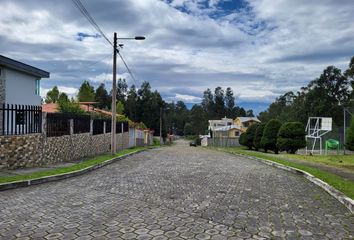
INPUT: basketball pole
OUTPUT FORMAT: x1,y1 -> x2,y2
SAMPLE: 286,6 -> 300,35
344,107 -> 346,155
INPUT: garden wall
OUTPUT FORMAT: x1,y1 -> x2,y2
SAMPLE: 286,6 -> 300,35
0,132 -> 129,169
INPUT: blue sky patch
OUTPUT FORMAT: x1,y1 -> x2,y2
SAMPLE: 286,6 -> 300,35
76,32 -> 101,41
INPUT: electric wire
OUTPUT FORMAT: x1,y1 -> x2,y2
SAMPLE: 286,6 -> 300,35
72,0 -> 140,86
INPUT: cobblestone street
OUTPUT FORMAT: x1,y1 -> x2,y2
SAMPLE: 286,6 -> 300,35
0,142 -> 353,239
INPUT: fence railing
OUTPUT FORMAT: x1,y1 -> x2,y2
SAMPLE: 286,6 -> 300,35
46,113 -> 128,137
0,107 -> 130,137
0,104 -> 42,135
46,113 -> 71,137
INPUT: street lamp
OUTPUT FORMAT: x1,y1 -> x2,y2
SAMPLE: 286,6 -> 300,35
111,32 -> 145,155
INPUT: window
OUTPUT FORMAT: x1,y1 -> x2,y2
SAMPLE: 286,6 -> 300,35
235,131 -> 240,137
35,79 -> 40,95
0,68 -> 2,76
243,122 -> 249,128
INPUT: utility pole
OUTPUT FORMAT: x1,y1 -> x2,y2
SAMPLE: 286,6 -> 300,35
111,32 -> 117,155
160,107 -> 162,144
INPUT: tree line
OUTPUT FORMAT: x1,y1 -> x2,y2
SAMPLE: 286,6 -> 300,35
45,81 -> 252,137
259,56 -> 354,126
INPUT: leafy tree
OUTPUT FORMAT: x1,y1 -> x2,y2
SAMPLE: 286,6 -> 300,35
214,86 -> 225,118
125,85 -> 138,121
277,122 -> 306,154
246,109 -> 254,117
202,88 -> 215,119
184,122 -> 193,136
261,119 -> 282,154
116,101 -> 125,115
175,101 -> 189,135
244,123 -> 259,150
190,105 -> 207,135
45,86 -> 59,103
239,132 -> 247,146
116,78 -> 128,102
78,81 -> 95,102
345,56 -> 354,101
253,123 -> 266,151
58,100 -> 84,114
346,118 -> 354,151
225,87 -> 235,117
58,92 -> 69,103
95,83 -> 110,109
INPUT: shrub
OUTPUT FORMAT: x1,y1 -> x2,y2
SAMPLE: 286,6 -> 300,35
346,118 -> 354,151
244,123 -> 259,149
239,132 -> 247,146
253,123 -> 266,151
277,122 -> 306,154
153,138 -> 161,146
261,119 -> 282,154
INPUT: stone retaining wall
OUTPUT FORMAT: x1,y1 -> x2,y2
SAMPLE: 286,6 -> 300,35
0,74 -> 5,134
0,132 -> 130,169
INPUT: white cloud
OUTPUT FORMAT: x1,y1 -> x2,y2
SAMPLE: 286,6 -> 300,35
1,0 -> 354,112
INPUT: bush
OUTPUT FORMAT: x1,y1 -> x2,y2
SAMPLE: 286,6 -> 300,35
239,132 -> 247,146
153,138 -> 161,146
253,123 -> 266,151
261,119 -> 282,154
244,123 -> 259,149
346,118 -> 354,151
277,122 -> 306,154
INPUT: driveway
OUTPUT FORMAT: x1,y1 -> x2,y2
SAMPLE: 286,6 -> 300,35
0,140 -> 353,239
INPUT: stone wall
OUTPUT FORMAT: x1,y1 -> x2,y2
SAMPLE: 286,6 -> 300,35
0,134 -> 43,169
0,132 -> 130,170
0,71 -> 5,135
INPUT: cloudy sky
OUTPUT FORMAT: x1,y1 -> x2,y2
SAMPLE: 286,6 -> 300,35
1,0 -> 354,114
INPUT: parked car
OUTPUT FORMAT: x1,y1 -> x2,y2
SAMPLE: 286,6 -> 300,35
189,141 -> 197,147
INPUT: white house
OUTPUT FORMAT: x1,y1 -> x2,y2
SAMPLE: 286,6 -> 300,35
0,55 -> 49,106
0,55 -> 49,135
208,117 -> 233,132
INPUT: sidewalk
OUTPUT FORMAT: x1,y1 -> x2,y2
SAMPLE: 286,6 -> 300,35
0,162 -> 76,178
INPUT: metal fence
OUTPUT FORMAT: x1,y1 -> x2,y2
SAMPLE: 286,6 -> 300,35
73,115 -> 91,134
0,104 -> 42,135
46,113 -> 128,137
46,113 -> 71,137
207,137 -> 240,147
93,119 -> 105,135
116,121 -> 129,133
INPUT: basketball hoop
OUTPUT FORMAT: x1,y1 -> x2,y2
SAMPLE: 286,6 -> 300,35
305,117 -> 332,155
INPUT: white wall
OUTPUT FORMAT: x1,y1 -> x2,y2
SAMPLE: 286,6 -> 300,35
5,68 -> 42,106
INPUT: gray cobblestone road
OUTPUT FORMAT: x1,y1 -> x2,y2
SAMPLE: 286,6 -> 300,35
0,143 -> 353,239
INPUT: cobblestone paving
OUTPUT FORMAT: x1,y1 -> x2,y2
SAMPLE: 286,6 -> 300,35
0,143 -> 353,239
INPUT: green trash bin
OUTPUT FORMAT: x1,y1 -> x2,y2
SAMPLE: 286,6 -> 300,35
325,139 -> 339,155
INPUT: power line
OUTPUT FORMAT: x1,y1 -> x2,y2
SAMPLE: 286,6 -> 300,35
72,0 -> 112,46
72,0 -> 140,86
117,50 -> 139,87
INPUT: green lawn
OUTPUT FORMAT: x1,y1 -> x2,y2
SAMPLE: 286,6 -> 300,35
0,146 -> 151,184
214,147 -> 354,199
278,153 -> 354,171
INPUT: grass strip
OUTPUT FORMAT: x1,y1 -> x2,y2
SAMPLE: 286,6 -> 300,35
0,146 -> 151,184
213,147 -> 354,199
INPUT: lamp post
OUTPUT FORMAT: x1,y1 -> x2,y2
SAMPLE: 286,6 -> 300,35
111,33 -> 145,155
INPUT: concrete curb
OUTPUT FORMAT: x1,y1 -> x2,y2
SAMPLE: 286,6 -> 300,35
232,151 -> 354,214
0,148 -> 152,192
